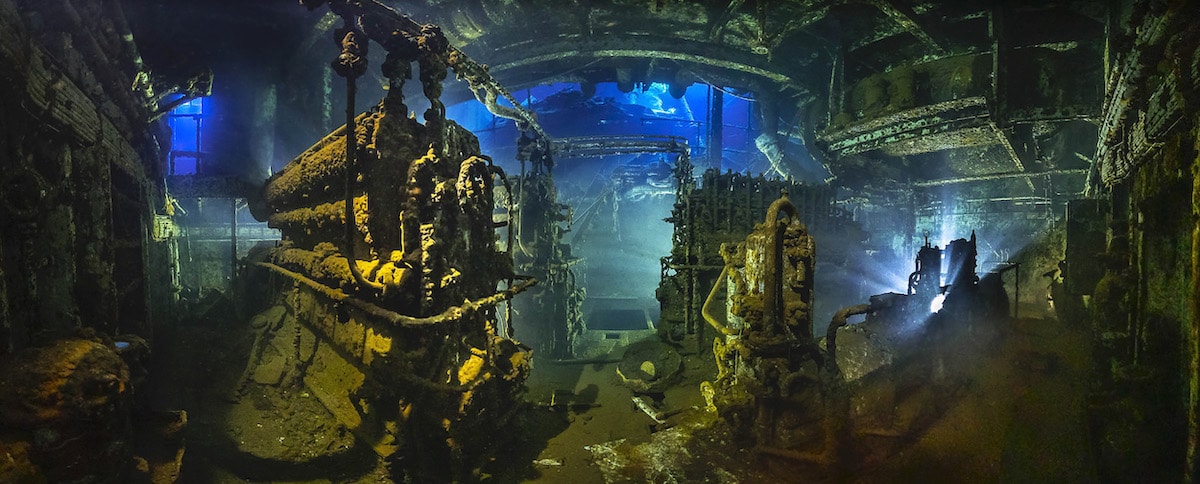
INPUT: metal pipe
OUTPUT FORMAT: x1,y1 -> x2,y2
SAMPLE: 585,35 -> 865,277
763,193 -> 799,335
491,164 -> 517,338
256,262 -> 537,327
913,169 -> 1088,187
701,265 -> 739,336
320,0 -> 547,140
826,304 -> 871,374
340,44 -> 384,292
230,198 -> 238,289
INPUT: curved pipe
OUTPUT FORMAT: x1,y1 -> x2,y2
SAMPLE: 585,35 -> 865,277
755,91 -> 793,179
825,304 -> 871,374
763,193 -> 799,335
256,262 -> 537,328
342,70 -> 385,291
702,265 -> 739,336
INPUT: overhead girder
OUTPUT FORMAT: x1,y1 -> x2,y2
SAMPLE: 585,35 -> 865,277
449,33 -> 816,95
392,0 -> 1107,197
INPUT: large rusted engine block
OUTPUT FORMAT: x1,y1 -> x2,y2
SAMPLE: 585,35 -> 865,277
251,95 -> 531,479
704,192 -> 844,469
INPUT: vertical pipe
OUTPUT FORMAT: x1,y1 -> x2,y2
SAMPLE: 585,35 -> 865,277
195,111 -> 204,173
342,69 -> 383,291
763,194 -> 798,337
690,176 -> 703,346
322,64 -> 334,132
230,197 -> 238,289
0,237 -> 9,355
251,84 -> 278,179
726,175 -> 734,233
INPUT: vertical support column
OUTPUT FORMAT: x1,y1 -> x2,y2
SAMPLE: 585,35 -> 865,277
828,46 -> 844,127
251,84 -> 277,178
1014,263 -> 1020,320
322,63 -> 334,132
709,86 -> 724,172
989,2 -> 1009,126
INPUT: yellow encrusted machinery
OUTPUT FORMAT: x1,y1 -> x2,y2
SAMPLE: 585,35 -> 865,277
247,1 -> 537,479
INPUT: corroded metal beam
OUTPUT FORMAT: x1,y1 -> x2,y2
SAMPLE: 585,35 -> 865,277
166,175 -> 256,199
989,120 -> 1035,191
912,169 -> 1087,187
551,135 -> 690,159
819,97 -> 991,156
487,43 -> 802,88
867,0 -> 946,55
256,261 -> 537,328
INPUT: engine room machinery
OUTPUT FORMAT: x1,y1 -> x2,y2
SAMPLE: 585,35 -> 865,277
246,2 -> 538,480
701,193 -> 1013,475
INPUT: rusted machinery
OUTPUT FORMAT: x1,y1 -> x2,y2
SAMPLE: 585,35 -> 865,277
659,162 -> 854,349
700,194 -> 1014,474
0,336 -> 185,483
508,134 -> 583,359
702,192 -> 845,469
248,4 -> 534,480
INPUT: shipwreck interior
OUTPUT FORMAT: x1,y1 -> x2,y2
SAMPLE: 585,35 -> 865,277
1,0 -> 1199,482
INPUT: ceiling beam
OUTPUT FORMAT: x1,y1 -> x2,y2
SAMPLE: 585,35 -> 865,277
707,0 -> 746,41
866,0 -> 946,55
989,121 -> 1035,191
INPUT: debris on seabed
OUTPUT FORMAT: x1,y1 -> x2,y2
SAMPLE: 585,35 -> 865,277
632,395 -> 667,424
533,458 -> 563,467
